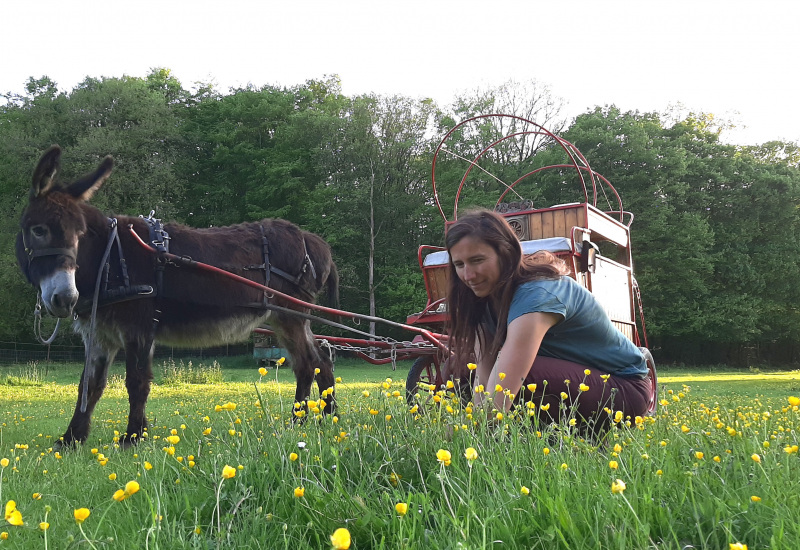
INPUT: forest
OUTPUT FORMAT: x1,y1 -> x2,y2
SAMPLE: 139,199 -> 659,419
2,69 -> 799,365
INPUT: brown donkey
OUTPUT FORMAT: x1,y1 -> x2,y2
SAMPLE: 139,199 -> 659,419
16,146 -> 338,448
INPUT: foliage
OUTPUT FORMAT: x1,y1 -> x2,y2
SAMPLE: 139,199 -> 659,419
2,72 -> 800,363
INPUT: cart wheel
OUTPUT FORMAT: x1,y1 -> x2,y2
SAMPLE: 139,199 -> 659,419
406,356 -> 433,404
639,347 -> 658,416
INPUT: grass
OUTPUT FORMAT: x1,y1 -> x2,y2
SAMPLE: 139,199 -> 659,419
1,357 -> 799,549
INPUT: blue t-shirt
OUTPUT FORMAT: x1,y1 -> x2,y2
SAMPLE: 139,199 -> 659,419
508,277 -> 647,378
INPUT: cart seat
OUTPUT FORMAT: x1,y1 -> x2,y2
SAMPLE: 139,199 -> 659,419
422,237 -> 576,266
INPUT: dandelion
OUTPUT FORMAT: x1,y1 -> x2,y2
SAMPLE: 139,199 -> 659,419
520,486 -> 530,495
293,487 -> 305,498
436,449 -> 452,467
330,527 -> 351,549
222,465 -> 236,479
751,454 -> 761,464
611,479 -> 626,494
464,447 -> 478,462
395,502 -> 408,516
73,508 -> 90,524
4,501 -> 23,526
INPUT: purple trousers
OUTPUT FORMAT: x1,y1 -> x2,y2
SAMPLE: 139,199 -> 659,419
516,356 -> 655,429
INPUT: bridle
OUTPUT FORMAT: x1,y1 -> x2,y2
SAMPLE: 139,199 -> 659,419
23,234 -> 79,345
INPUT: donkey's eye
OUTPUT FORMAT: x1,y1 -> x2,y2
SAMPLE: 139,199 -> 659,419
31,225 -> 48,238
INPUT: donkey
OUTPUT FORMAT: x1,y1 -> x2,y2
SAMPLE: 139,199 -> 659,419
16,146 -> 339,448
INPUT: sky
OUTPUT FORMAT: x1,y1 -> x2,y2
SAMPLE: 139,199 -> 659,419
3,0 -> 798,146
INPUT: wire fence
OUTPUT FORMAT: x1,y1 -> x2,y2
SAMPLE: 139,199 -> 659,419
0,341 -> 253,365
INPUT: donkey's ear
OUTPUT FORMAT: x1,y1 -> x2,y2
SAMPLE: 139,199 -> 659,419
31,145 -> 62,198
67,155 -> 114,201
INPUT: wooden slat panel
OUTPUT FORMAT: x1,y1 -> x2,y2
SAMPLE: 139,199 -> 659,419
564,207 -> 579,233
426,266 -> 449,303
530,213 -> 543,239
541,211 -> 554,238
553,209 -> 566,238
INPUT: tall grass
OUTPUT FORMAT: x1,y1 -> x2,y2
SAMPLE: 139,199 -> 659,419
0,366 -> 798,549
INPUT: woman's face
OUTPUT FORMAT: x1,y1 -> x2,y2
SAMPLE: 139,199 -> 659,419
449,235 -> 502,298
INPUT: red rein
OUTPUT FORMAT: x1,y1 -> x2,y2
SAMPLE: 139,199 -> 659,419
126,225 -> 447,352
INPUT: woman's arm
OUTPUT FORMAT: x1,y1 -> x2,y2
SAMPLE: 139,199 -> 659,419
484,312 -> 560,412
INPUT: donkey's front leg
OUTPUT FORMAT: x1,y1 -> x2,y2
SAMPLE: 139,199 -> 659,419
58,342 -> 118,449
122,338 -> 155,448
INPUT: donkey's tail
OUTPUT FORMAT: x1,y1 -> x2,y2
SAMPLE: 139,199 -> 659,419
326,261 -> 340,310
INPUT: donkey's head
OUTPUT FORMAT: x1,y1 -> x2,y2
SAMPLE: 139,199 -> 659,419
16,146 -> 114,318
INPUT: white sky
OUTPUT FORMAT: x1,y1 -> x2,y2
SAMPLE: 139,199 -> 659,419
3,0 -> 798,145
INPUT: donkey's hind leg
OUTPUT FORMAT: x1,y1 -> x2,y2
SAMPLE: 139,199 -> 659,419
275,314 -> 336,416
122,337 -> 155,448
58,341 -> 118,449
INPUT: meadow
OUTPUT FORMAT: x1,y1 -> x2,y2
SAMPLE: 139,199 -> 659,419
1,357 -> 799,549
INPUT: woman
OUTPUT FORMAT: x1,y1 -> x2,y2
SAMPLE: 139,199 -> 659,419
446,209 -> 653,429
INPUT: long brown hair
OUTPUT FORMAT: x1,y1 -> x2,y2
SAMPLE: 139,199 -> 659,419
445,209 -> 568,369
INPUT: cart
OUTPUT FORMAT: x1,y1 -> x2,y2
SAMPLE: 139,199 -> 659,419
402,114 -> 654,409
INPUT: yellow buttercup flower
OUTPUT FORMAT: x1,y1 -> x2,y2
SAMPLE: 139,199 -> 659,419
520,486 -> 530,495
276,357 -> 286,366
73,508 -> 90,524
695,452 -> 704,460
395,502 -> 408,516
436,449 -> 452,466
729,544 -> 748,550
166,435 -> 180,445
609,460 -> 618,470
464,447 -> 478,461
294,487 -> 305,498
0,458 -> 8,468
579,383 -> 589,392
611,479 -> 626,494
258,367 -> 267,376
467,362 -> 477,371
289,452 -> 299,462
112,489 -> 127,502
751,454 -> 761,464
222,465 -> 236,479
498,372 -> 506,381
125,481 -> 140,496
750,495 -> 761,502
330,527 -> 351,549
4,501 -> 23,526
39,522 -> 49,531
788,396 -> 800,407
108,473 -> 117,481
144,462 -> 153,470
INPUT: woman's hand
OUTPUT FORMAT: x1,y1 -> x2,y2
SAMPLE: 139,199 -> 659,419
487,312 -> 559,411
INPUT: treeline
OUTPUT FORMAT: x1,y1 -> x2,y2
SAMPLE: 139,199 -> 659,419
2,70 -> 799,365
